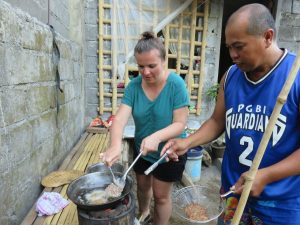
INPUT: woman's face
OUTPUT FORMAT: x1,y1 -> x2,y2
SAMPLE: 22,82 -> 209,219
135,49 -> 165,84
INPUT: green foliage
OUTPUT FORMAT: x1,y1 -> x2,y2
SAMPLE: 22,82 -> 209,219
206,83 -> 220,100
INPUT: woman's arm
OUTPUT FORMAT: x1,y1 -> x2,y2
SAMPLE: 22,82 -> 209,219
101,104 -> 132,166
141,106 -> 189,154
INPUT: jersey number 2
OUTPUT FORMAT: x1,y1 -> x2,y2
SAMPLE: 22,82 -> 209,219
239,136 -> 253,167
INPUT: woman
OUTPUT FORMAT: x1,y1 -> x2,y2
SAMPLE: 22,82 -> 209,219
101,31 -> 189,225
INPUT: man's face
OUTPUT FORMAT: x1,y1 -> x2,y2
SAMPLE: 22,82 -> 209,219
225,22 -> 265,73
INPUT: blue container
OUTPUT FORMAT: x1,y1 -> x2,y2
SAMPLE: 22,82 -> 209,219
185,146 -> 203,182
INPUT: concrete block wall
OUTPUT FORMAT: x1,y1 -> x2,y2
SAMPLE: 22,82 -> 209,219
0,1 -> 85,224
193,0 -> 224,123
277,0 -> 300,52
84,0 -> 102,122
5,0 -> 70,38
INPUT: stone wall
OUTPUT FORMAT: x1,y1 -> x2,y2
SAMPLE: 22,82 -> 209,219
84,0 -> 101,122
0,1 -> 85,224
277,0 -> 300,52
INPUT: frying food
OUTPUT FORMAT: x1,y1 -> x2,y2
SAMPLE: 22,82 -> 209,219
184,203 -> 209,221
105,183 -> 123,198
84,189 -> 108,205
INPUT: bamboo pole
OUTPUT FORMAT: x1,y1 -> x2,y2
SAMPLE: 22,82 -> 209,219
124,1 -> 130,86
164,0 -> 171,70
111,0 -> 118,115
98,0 -> 104,114
231,48 -> 300,225
176,10 -> 183,74
187,0 -> 197,96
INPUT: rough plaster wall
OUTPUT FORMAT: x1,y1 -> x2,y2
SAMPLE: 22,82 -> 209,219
4,0 -> 70,37
0,1 -> 85,224
277,0 -> 300,52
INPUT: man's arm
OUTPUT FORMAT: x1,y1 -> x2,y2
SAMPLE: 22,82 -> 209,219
161,75 -> 227,158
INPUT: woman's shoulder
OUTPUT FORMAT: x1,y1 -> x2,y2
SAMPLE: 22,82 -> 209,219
129,75 -> 142,84
167,72 -> 185,86
126,76 -> 142,88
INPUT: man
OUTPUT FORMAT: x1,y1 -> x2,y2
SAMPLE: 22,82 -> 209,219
160,3 -> 300,225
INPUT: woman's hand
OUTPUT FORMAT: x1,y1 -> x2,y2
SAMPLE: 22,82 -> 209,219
140,134 -> 161,155
100,146 -> 121,167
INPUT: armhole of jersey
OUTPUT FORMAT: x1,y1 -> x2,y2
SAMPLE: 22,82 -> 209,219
223,65 -> 234,92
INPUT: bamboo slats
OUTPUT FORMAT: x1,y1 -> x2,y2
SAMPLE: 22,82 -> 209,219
20,131 -> 131,225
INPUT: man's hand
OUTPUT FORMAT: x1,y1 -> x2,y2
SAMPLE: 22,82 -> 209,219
160,138 -> 189,161
234,169 -> 269,197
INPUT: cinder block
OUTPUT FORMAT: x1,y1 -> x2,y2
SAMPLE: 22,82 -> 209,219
86,72 -> 99,88
0,46 -> 6,87
281,0 -> 293,12
86,56 -> 98,73
278,26 -> 295,42
0,1 -> 52,52
55,35 -> 72,59
86,103 -> 99,119
86,40 -> 98,57
26,85 -> 56,116
2,46 -> 53,85
58,58 -> 74,80
86,87 -> 100,104
85,0 -> 98,9
85,24 -> 98,41
71,44 -> 81,62
85,8 -> 98,24
1,87 -> 27,126
293,1 -> 300,14
30,111 -> 57,148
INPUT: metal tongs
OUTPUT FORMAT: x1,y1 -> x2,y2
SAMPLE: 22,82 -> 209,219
144,152 -> 168,175
110,151 -> 143,188
220,186 -> 235,198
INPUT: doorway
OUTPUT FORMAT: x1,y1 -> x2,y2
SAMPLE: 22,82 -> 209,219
218,0 -> 277,82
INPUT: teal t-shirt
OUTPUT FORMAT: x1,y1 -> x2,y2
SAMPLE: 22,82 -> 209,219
122,72 -> 189,163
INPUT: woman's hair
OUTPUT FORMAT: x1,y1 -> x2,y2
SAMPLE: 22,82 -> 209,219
134,31 -> 166,61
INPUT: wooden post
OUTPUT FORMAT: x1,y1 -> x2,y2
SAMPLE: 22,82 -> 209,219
196,0 -> 209,115
231,48 -> 300,225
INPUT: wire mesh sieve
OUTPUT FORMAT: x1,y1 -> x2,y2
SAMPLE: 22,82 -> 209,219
173,185 -> 224,224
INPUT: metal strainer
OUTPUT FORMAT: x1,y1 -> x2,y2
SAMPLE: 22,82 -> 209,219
173,185 -> 224,224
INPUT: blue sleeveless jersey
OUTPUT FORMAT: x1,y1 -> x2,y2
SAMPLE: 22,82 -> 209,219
223,49 -> 300,200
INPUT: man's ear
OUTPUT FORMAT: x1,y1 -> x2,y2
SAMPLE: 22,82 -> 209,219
264,28 -> 275,48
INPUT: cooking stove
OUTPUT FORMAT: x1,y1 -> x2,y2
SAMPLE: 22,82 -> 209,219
77,192 -> 135,225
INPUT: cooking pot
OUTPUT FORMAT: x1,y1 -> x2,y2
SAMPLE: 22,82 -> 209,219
86,162 -> 124,174
67,171 -> 133,210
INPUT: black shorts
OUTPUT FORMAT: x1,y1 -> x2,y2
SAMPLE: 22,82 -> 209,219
133,152 -> 187,182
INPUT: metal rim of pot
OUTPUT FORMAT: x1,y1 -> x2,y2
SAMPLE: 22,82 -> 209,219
67,171 -> 133,210
86,162 -> 124,174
